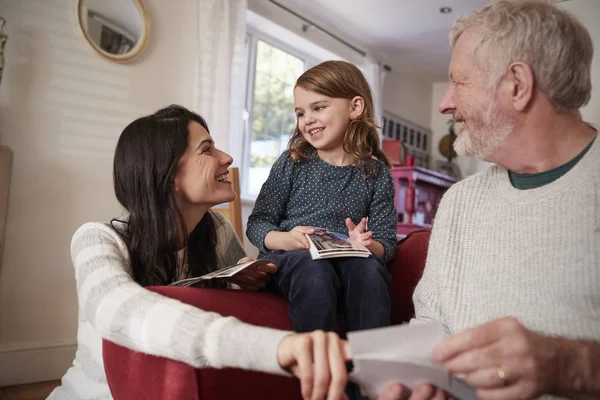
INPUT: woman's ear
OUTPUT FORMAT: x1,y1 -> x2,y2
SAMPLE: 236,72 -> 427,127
349,96 -> 365,120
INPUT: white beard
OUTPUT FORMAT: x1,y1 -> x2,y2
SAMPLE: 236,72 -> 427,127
453,99 -> 515,160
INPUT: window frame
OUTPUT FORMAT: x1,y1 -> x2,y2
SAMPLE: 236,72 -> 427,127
240,28 -> 319,200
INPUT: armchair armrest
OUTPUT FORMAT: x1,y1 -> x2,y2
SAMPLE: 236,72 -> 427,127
102,229 -> 431,399
388,228 -> 431,324
103,287 -> 301,400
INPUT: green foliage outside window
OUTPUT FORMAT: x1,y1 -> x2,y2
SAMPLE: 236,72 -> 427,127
250,40 -> 303,159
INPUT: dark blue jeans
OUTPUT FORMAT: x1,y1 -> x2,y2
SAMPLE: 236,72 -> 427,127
266,249 -> 391,333
266,250 -> 391,400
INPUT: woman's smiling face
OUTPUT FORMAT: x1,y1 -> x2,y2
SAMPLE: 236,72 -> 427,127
173,121 -> 235,209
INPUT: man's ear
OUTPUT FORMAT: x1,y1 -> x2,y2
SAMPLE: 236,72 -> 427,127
505,61 -> 534,112
349,96 -> 365,119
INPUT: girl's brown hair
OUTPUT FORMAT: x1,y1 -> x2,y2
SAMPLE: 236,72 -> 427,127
288,60 -> 391,178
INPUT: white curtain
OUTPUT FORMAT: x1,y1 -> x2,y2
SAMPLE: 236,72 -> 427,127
362,57 -> 387,144
194,0 -> 247,160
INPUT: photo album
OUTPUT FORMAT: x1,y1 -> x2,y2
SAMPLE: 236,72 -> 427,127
305,227 -> 371,260
348,321 -> 478,400
168,259 -> 272,287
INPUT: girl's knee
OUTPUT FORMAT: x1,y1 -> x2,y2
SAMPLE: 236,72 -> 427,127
344,259 -> 390,283
299,261 -> 337,279
291,262 -> 339,290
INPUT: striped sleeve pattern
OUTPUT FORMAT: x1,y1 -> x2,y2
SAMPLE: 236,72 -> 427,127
50,221 -> 291,399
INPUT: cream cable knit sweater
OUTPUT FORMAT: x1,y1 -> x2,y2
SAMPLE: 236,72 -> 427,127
413,134 -> 600,398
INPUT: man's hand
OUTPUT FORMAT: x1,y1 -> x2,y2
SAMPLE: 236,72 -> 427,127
277,331 -> 351,400
434,317 -> 561,400
226,257 -> 277,290
377,317 -> 600,400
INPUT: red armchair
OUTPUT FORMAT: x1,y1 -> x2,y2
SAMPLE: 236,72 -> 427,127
103,229 -> 431,400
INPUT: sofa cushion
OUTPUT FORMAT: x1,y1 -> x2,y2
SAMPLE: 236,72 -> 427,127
103,228 -> 431,399
103,288 -> 301,400
389,228 -> 431,324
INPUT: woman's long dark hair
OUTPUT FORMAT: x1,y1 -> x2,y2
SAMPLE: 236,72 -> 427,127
111,105 -> 224,288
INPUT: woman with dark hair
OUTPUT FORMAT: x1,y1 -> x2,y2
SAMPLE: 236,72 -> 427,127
49,105 -> 351,400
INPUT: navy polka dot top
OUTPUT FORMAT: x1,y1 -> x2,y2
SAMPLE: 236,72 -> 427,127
247,151 -> 398,263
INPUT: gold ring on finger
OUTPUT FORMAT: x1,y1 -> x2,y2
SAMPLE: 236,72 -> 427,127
497,366 -> 508,386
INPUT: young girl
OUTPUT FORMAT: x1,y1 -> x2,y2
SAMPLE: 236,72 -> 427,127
247,60 -> 397,336
49,105 -> 351,400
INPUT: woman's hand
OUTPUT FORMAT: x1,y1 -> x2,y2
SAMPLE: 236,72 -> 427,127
226,257 -> 277,290
346,217 -> 373,247
277,330 -> 350,400
265,226 -> 315,251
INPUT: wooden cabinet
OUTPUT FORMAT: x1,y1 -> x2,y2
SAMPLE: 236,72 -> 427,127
390,166 -> 456,236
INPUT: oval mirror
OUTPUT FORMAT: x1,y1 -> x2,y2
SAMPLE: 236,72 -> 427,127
77,0 -> 149,63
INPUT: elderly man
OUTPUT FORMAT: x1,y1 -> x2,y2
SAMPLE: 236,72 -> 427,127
378,0 -> 599,399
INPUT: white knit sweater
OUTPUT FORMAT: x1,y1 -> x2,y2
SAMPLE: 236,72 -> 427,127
413,134 -> 600,396
49,213 -> 290,399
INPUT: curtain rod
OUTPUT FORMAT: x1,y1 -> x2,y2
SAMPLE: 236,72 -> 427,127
267,0 -> 392,72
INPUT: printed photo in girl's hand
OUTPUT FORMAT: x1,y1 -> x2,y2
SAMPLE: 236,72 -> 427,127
306,227 -> 371,260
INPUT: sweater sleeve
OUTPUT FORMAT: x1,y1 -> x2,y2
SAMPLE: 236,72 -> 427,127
368,163 -> 398,263
72,222 -> 291,374
212,211 -> 247,267
246,152 -> 295,253
411,187 -> 456,335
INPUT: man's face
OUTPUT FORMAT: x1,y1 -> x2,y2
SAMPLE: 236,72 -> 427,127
439,29 -> 515,160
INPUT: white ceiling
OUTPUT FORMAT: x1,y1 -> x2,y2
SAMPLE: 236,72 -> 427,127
283,0 -> 501,80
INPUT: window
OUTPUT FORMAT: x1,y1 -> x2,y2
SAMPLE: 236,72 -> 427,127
245,39 -> 307,196
237,14 -> 346,200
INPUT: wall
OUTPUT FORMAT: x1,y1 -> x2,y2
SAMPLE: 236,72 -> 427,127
0,0 -> 200,385
429,82 -> 489,178
562,0 -> 600,127
382,72 -> 433,131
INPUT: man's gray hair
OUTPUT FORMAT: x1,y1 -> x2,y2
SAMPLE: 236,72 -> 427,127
450,0 -> 593,112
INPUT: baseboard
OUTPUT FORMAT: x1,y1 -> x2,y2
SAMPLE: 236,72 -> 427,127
0,340 -> 76,386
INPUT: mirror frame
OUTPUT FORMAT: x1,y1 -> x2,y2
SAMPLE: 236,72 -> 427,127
77,0 -> 150,63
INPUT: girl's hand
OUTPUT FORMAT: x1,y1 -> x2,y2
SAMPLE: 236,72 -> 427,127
266,226 -> 315,251
346,217 -> 373,247
226,257 -> 277,290
285,226 -> 315,250
277,331 -> 351,400
435,317 -> 570,400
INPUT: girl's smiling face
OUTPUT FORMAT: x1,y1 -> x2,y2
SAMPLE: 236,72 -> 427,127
294,86 -> 355,153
